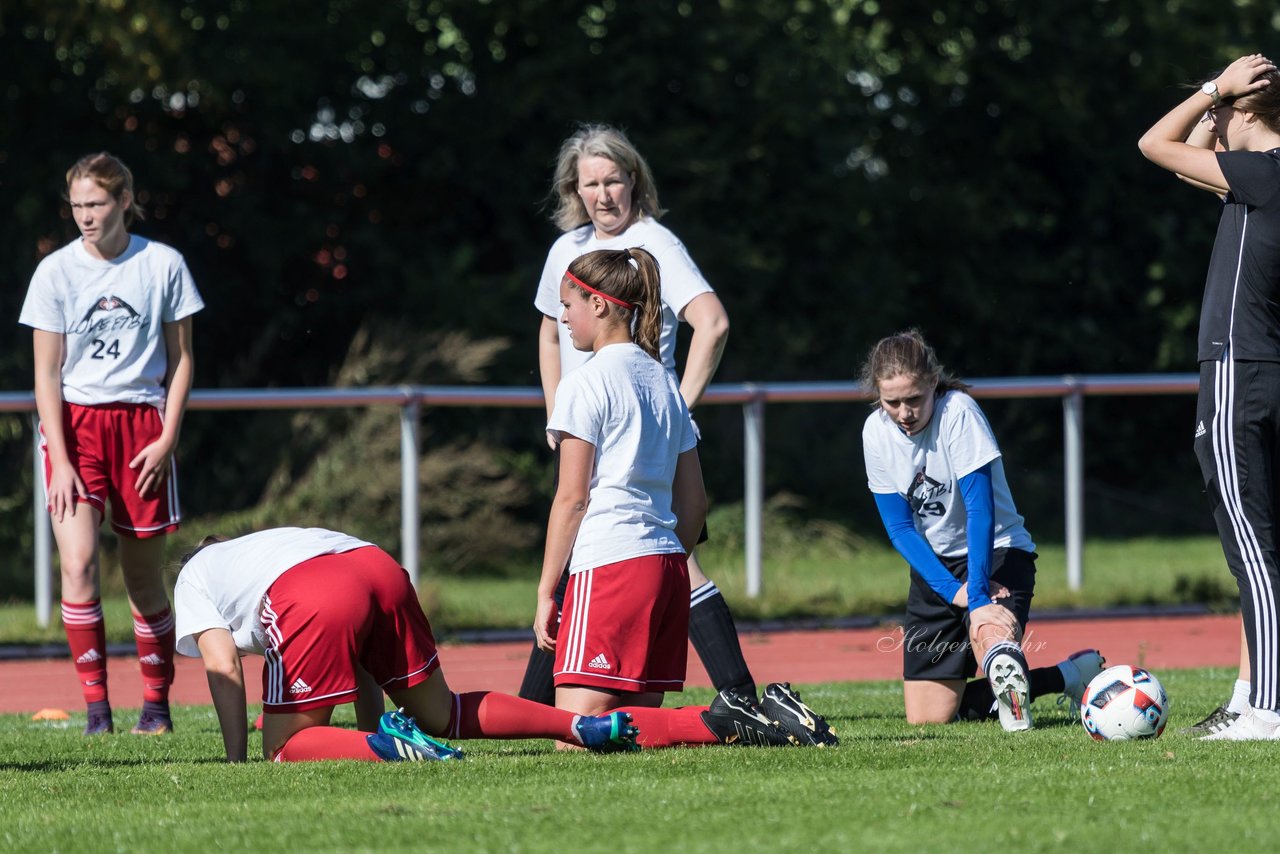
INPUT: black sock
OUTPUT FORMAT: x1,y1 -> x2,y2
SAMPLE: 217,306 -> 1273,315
688,582 -> 756,698
517,568 -> 569,706
958,664 -> 1066,721
957,680 -> 997,720
516,646 -> 556,706
1029,665 -> 1065,699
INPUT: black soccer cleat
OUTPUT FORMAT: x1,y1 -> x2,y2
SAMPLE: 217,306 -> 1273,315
760,682 -> 839,747
1181,704 -> 1239,736
700,689 -> 798,746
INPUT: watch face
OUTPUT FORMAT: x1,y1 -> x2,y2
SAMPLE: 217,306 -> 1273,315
1202,81 -> 1217,96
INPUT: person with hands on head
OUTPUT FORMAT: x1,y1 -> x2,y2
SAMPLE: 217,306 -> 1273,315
20,152 -> 203,737
533,248 -> 837,749
1140,53 -> 1280,740
1159,65 -> 1255,740
522,124 -> 754,709
861,331 -> 1104,731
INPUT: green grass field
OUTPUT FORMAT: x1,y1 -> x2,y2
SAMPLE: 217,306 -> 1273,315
0,534 -> 1236,645
0,669 -> 1265,852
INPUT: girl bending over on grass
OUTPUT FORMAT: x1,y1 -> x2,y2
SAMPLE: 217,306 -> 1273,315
174,527 -> 641,762
860,331 -> 1104,731
535,248 -> 837,748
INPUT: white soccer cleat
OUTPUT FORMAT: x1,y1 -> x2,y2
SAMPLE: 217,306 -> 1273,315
1200,706 -> 1280,741
1058,649 -> 1106,708
988,652 -> 1033,732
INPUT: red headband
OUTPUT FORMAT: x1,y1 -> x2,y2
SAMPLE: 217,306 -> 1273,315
565,270 -> 635,308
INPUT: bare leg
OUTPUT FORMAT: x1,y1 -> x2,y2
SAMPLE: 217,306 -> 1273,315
51,506 -> 103,602
386,668 -> 455,735
262,706 -> 335,760
354,665 -> 386,731
118,534 -> 170,615
1241,620 -> 1252,681
970,621 -> 1024,665
555,686 -> 662,716
554,686 -> 662,750
904,679 -> 966,723
687,552 -> 710,588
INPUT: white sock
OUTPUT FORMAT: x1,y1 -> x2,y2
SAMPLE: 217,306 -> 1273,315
1227,679 -> 1251,715
982,640 -> 1025,677
690,580 -> 719,607
1252,707 -> 1280,724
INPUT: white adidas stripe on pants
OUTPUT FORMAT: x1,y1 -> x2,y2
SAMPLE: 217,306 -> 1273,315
261,595 -> 286,706
1209,354 -> 1279,710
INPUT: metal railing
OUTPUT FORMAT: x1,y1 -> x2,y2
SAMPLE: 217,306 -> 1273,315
1,373 -> 1200,628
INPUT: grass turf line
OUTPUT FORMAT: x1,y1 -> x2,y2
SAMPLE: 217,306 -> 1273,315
0,670 -> 1272,852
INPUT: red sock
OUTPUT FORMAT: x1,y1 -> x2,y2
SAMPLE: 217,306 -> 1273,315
133,605 -> 176,704
445,691 -> 577,741
62,599 -> 108,706
614,705 -> 718,747
274,726 -> 380,762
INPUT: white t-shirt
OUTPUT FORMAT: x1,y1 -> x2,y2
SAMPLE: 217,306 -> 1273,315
173,528 -> 373,657
534,217 -> 714,377
862,391 -> 1035,558
547,343 -> 698,574
19,235 -> 205,406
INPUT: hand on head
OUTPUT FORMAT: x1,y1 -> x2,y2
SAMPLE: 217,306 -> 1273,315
1216,53 -> 1276,99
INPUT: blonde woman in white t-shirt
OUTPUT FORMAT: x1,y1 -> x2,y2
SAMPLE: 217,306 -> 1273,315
861,331 -> 1104,732
521,124 -> 758,710
19,153 -> 203,737
533,248 -> 837,749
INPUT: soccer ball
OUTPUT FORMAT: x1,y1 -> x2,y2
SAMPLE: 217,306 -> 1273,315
1080,664 -> 1169,741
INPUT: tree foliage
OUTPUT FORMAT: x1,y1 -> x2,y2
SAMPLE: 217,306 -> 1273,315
3,0 -> 1276,589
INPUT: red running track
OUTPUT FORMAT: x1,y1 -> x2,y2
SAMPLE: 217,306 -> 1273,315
0,613 -> 1240,715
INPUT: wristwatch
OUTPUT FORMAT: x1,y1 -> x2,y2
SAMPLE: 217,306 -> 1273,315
1201,80 -> 1222,107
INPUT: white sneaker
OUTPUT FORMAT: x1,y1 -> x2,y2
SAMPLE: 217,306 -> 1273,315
1200,706 -> 1280,741
1058,649 -> 1106,707
987,652 -> 1033,732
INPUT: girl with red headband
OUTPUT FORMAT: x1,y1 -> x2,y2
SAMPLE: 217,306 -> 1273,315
522,124 -> 752,711
533,248 -> 838,748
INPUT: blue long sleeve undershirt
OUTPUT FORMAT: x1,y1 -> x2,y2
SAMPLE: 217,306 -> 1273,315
872,463 -> 996,610
958,465 -> 995,610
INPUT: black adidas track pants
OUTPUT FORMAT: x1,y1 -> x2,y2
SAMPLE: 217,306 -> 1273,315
1195,356 -> 1280,712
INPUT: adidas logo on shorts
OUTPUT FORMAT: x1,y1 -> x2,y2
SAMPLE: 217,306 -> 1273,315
76,649 -> 102,665
138,653 -> 165,666
288,678 -> 313,694
587,653 -> 611,670
1195,420 -> 1207,438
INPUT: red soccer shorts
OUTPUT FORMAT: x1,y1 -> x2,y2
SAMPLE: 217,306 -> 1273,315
259,546 -> 440,713
554,553 -> 690,694
41,402 -> 179,539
